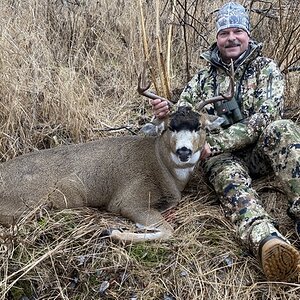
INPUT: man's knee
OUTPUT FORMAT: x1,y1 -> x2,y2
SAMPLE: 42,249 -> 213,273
260,119 -> 300,151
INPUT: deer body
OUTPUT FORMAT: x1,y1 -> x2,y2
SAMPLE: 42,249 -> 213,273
0,107 -> 207,242
0,61 -> 234,242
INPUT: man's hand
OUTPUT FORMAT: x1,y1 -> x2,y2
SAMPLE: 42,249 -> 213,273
200,142 -> 212,160
149,99 -> 170,119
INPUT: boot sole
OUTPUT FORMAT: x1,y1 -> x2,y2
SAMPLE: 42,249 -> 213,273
261,238 -> 300,281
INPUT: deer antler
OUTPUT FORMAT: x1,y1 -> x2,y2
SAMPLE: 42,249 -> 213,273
138,60 -> 235,112
137,67 -> 175,107
196,60 -> 235,111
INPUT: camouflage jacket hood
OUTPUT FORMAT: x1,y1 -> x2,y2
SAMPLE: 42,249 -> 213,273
178,40 -> 285,155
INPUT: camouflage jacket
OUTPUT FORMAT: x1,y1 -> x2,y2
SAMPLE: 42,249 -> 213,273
178,40 -> 285,155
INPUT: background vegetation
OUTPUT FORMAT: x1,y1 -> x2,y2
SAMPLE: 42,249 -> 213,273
0,0 -> 299,299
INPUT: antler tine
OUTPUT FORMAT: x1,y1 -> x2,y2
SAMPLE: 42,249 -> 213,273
196,59 -> 235,111
220,59 -> 235,100
137,67 -> 174,106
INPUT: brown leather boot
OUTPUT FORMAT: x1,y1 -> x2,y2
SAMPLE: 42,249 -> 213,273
259,236 -> 300,282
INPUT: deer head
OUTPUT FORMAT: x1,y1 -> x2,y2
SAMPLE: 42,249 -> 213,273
137,61 -> 235,164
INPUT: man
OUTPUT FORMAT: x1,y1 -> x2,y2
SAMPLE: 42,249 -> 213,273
150,2 -> 300,281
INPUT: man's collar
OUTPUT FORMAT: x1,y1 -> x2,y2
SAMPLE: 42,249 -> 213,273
219,46 -> 251,68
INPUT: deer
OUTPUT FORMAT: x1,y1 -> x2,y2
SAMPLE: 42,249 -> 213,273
0,64 -> 234,243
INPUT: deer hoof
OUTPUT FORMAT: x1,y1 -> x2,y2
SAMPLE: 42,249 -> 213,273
100,227 -> 126,239
99,228 -> 113,237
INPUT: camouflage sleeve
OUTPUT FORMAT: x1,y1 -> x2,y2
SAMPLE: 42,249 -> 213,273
206,59 -> 285,155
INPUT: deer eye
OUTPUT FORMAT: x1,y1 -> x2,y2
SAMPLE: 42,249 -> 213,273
193,123 -> 201,131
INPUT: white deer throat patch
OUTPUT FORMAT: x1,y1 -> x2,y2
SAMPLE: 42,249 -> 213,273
174,166 -> 195,182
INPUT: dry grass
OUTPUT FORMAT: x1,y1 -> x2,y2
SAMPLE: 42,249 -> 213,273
0,0 -> 299,299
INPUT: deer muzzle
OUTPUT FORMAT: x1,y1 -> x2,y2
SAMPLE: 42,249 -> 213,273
176,147 -> 192,162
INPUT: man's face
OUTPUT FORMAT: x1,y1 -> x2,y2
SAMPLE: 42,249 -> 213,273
216,28 -> 250,63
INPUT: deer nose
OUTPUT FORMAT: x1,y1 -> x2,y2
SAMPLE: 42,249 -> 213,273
176,147 -> 192,162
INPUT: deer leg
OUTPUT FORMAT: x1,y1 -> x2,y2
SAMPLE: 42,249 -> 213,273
108,208 -> 174,242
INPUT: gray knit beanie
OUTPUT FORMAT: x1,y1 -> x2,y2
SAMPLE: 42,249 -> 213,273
216,2 -> 250,35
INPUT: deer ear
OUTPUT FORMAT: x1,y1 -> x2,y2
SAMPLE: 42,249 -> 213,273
140,118 -> 167,136
201,114 -> 225,131
156,120 -> 166,135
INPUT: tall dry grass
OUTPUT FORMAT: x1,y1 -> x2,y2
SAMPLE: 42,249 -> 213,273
0,0 -> 299,299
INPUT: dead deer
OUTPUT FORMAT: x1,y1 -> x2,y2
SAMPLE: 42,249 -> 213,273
0,66 -> 234,242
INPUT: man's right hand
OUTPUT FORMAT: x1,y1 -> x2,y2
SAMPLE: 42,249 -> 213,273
149,99 -> 170,119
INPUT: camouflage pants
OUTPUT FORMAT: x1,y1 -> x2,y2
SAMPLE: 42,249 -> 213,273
203,119 -> 300,256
